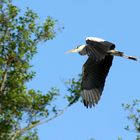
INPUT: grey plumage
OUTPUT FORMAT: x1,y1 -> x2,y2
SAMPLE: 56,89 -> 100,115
67,37 -> 137,108
107,50 -> 137,61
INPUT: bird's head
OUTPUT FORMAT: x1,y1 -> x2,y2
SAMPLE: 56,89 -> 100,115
66,44 -> 86,53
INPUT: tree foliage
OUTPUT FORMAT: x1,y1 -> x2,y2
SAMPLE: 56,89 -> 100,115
65,74 -> 81,106
122,100 -> 140,140
0,0 -> 69,139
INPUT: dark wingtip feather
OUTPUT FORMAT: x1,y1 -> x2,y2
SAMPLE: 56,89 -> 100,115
81,89 -> 101,108
127,56 -> 138,61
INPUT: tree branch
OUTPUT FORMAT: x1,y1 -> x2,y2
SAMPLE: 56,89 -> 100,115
0,13 -> 9,94
0,64 -> 8,94
11,105 -> 69,140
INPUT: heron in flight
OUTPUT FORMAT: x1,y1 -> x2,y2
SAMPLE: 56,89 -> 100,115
67,37 -> 137,108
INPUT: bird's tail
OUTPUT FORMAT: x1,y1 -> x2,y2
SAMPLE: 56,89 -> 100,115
107,50 -> 138,61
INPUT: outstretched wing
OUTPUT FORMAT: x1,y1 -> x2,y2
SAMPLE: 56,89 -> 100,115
81,55 -> 114,108
86,39 -> 115,61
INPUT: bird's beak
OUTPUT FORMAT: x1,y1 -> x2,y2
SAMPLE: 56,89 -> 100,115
65,48 -> 78,54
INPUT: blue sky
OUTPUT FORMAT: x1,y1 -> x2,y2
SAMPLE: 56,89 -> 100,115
14,0 -> 140,140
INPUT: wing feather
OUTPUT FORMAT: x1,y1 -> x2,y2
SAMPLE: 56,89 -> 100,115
81,55 -> 113,108
86,40 -> 115,61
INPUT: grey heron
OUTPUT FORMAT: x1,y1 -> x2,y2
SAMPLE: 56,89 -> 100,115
67,37 -> 137,108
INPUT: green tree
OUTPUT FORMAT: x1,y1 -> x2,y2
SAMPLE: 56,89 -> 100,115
0,0 -> 80,139
122,100 -> 140,140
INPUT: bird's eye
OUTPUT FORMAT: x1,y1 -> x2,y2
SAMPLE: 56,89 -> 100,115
76,45 -> 80,49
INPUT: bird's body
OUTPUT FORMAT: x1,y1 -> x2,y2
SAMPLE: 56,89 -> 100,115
67,37 -> 137,108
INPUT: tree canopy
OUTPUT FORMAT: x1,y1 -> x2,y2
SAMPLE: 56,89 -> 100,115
0,0 -> 80,139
